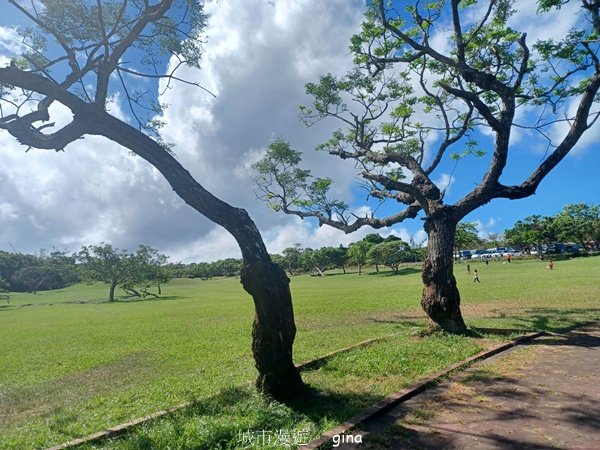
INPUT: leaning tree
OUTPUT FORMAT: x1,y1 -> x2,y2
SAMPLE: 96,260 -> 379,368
254,0 -> 600,333
0,0 -> 302,398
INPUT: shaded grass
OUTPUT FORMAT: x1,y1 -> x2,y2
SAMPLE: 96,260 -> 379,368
0,256 -> 599,448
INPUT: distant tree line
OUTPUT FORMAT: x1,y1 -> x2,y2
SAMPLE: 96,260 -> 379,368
2,204 -> 596,295
504,204 -> 600,259
0,250 -> 79,294
166,258 -> 244,279
454,203 -> 599,259
166,233 -> 426,280
0,244 -> 170,300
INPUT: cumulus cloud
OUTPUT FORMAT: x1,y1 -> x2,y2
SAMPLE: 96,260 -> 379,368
433,173 -> 456,198
474,217 -> 501,240
0,26 -> 25,55
1,0 -> 593,262
0,0 -> 368,261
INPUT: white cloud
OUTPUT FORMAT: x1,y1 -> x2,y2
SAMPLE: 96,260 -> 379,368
474,217 -> 501,239
0,202 -> 18,221
0,0 -> 368,261
353,205 -> 373,218
434,173 -> 456,197
0,26 -> 25,55
166,226 -> 239,263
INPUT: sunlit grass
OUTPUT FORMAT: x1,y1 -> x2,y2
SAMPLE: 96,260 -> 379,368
1,256 -> 598,448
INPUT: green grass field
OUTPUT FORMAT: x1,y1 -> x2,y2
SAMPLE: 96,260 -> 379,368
1,256 -> 599,449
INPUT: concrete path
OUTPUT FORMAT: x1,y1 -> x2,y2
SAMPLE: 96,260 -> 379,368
335,323 -> 600,450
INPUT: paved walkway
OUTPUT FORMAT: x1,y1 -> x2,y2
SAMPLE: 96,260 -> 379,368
335,323 -> 600,450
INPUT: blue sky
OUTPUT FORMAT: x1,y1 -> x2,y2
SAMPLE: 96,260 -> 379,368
0,0 -> 598,261
300,0 -> 600,240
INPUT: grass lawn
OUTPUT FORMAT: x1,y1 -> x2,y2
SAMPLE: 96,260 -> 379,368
0,256 -> 598,449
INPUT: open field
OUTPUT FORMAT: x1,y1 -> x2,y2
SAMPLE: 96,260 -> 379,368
1,256 -> 599,449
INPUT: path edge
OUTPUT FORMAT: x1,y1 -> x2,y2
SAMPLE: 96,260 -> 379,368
302,331 -> 545,450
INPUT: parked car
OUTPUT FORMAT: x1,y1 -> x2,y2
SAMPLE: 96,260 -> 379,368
455,250 -> 473,260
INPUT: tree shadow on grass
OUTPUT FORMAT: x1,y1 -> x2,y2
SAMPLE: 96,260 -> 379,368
317,272 -> 351,277
367,267 -> 422,277
113,295 -> 186,303
500,307 -> 600,333
368,316 -> 425,325
528,324 -> 600,348
94,385 -> 380,450
285,384 -> 381,423
352,354 -> 600,450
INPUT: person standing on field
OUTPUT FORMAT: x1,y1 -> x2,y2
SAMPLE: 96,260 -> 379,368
473,269 -> 480,283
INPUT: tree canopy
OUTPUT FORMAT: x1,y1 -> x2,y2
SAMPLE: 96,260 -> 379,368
1,0 -> 205,140
455,222 -> 480,252
366,240 -> 413,274
76,243 -> 170,301
554,203 -> 600,246
254,0 -> 600,333
255,1 -> 600,230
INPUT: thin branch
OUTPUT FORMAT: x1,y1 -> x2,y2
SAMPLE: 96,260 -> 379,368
118,65 -> 216,98
96,0 -> 173,105
116,68 -> 144,130
450,0 -> 465,61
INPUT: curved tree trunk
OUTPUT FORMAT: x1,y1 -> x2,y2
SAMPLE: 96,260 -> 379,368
240,258 -> 303,398
84,113 -> 304,399
219,208 -> 304,399
421,213 -> 467,334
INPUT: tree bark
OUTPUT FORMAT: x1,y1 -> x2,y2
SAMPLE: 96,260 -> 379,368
219,208 -> 304,399
240,259 -> 304,399
109,278 -> 117,303
421,212 -> 467,334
